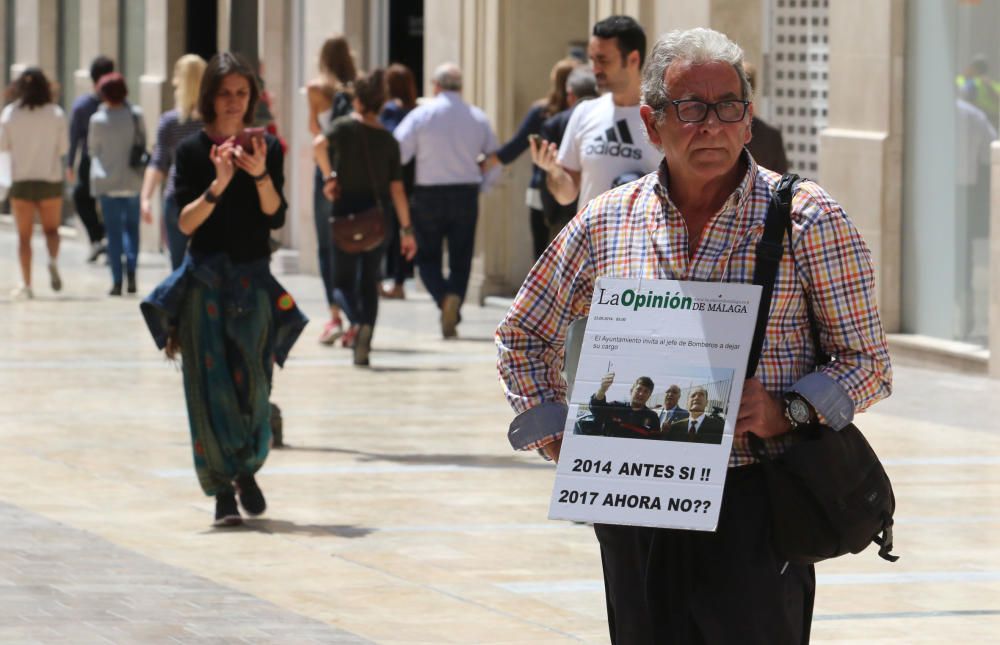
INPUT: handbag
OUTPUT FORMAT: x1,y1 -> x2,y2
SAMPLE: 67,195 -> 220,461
127,103 -> 150,170
330,125 -> 386,253
746,173 -> 898,565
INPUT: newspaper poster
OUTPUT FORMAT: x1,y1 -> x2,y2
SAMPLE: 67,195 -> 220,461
548,276 -> 761,531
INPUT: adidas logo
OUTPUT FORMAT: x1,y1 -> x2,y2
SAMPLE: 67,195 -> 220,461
584,119 -> 644,159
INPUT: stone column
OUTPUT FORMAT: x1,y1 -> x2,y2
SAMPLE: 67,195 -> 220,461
137,0 -> 186,253
818,0 -> 905,332
11,0 -> 58,78
259,0 -> 293,251
990,141 -> 1000,378
0,1 -> 7,85
76,0 -> 119,98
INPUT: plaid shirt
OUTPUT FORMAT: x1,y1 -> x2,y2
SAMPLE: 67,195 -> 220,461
496,155 -> 892,467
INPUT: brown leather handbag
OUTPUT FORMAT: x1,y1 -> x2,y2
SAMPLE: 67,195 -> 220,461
331,125 -> 386,254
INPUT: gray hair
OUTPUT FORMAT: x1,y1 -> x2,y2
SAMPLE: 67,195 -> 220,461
641,28 -> 752,123
689,386 -> 709,398
432,63 -> 462,91
566,67 -> 598,100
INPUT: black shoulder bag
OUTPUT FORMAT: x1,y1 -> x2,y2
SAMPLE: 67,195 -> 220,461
127,103 -> 150,169
746,173 -> 898,564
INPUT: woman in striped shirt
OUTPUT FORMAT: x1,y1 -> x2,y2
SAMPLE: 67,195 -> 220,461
139,54 -> 207,270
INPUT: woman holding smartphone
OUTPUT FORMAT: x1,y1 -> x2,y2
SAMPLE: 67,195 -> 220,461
141,52 -> 306,527
314,68 -> 416,367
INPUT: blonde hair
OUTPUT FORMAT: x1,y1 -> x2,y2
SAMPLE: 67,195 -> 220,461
173,54 -> 207,122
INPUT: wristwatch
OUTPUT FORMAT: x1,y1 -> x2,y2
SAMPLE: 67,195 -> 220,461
400,225 -> 414,237
203,187 -> 219,204
782,392 -> 817,428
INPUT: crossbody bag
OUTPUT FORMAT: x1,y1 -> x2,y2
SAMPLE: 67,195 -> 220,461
746,173 -> 898,564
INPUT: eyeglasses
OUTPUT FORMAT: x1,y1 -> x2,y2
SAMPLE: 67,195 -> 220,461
670,99 -> 749,123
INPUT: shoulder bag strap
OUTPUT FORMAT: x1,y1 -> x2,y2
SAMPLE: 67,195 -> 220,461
359,124 -> 384,214
746,172 -> 800,379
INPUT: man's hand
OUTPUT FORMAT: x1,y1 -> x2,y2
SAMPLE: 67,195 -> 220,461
735,378 -> 792,438
400,233 -> 417,260
478,152 -> 500,174
595,372 -> 615,399
66,167 -> 75,184
529,136 -> 561,174
539,437 -> 562,463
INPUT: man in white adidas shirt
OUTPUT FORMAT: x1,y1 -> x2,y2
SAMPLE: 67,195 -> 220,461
532,15 -> 661,208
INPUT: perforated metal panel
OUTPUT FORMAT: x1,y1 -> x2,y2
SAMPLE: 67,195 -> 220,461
767,0 -> 829,175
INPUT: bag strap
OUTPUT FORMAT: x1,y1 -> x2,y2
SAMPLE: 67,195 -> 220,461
126,102 -> 144,147
359,124 -> 384,214
746,173 -> 800,379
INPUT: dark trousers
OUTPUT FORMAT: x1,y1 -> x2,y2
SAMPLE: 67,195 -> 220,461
330,193 -> 390,326
529,207 -> 547,260
163,193 -> 188,271
594,464 -> 815,645
411,184 -> 479,306
384,200 -> 415,286
72,155 -> 104,243
313,167 -> 336,307
331,244 -> 382,326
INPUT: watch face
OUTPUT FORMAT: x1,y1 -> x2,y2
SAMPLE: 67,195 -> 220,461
789,398 -> 811,424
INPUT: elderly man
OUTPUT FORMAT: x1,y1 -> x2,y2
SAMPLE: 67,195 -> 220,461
394,63 -> 499,339
497,28 -> 892,643
658,383 -> 689,428
666,387 -> 723,444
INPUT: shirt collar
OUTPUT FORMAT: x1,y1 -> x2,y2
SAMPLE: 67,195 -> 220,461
654,148 -> 757,210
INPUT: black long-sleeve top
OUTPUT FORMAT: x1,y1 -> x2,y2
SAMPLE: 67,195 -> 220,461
495,103 -> 548,189
173,131 -> 287,263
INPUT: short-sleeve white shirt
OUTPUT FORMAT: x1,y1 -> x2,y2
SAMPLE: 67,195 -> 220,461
557,93 -> 661,207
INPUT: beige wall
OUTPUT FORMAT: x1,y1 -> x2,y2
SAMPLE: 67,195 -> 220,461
76,0 -> 119,97
991,141 -> 1000,377
819,0 -> 904,332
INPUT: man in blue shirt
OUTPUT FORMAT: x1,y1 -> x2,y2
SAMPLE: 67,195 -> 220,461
67,55 -> 114,262
394,63 -> 499,339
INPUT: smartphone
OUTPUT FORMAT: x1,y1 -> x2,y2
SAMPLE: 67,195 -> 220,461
235,127 -> 266,150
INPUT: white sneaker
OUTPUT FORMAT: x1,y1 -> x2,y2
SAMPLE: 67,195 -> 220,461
10,285 -> 33,301
48,262 -> 62,292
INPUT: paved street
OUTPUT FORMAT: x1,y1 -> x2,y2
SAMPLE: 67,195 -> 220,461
2,228 -> 1000,644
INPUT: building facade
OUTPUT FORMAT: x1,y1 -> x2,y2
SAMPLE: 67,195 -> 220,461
3,0 -> 999,376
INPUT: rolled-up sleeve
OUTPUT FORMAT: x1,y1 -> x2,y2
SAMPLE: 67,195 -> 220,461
496,211 -> 595,450
791,193 -> 893,429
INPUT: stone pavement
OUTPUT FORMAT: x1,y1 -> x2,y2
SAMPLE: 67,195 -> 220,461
2,228 -> 1000,643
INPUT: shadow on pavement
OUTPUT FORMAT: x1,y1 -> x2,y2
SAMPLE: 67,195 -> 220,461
279,444 -> 550,470
241,519 -> 377,538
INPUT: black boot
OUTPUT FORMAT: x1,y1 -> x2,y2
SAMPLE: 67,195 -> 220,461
126,271 -> 136,294
213,492 -> 242,527
109,283 -> 122,296
234,474 -> 266,516
353,324 -> 373,366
